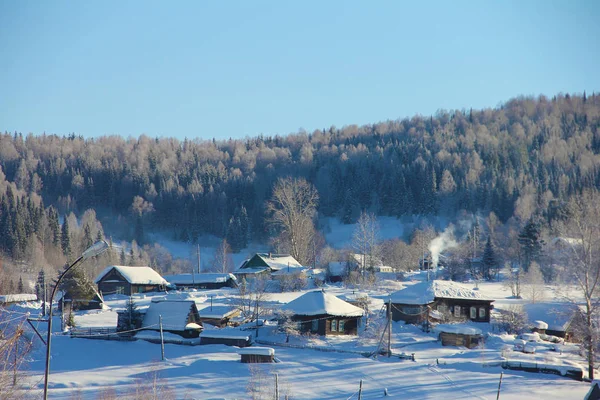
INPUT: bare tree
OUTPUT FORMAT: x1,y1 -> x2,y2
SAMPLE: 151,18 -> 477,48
236,275 -> 270,321
523,261 -> 545,303
495,304 -> 528,334
352,211 -> 380,276
211,239 -> 234,273
503,262 -> 524,299
0,314 -> 32,400
558,189 -> 600,380
266,177 -> 319,265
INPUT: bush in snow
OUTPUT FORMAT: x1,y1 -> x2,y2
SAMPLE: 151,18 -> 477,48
495,305 -> 528,334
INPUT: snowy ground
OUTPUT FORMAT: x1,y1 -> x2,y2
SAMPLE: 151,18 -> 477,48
5,277 -> 594,399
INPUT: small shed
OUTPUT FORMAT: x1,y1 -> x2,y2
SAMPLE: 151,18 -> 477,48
200,330 -> 252,347
436,324 -> 483,349
238,347 -> 275,363
280,290 -> 364,336
235,253 -> 302,279
531,320 -> 548,334
196,305 -> 241,327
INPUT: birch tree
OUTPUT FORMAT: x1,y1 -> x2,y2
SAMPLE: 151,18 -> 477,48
266,177 -> 319,265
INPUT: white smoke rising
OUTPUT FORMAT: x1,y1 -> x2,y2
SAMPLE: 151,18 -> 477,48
428,225 -> 458,267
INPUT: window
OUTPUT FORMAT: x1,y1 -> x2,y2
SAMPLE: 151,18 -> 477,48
437,305 -> 448,315
470,307 -> 477,319
403,306 -> 422,314
331,320 -> 337,332
311,319 -> 319,333
116,286 -> 125,295
454,306 -> 461,317
479,307 -> 486,318
339,320 -> 345,332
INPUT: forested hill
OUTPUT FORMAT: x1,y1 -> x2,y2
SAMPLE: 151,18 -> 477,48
1,93 -> 599,250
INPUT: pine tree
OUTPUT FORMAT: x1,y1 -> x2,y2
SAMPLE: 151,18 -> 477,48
134,214 -> 144,245
17,276 -> 24,292
61,220 -> 72,260
57,263 -> 96,309
120,247 -> 126,265
36,269 -> 46,303
482,236 -> 498,281
517,219 -> 544,272
117,298 -> 143,332
82,223 -> 93,251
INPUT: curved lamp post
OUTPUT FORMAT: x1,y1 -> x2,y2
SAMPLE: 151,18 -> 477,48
43,240 -> 109,400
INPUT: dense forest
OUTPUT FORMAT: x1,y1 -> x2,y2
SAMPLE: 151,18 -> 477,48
0,93 -> 599,266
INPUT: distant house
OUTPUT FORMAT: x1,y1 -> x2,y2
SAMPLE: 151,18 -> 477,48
164,273 -> 238,290
140,299 -> 203,338
389,280 -> 494,324
280,290 -> 364,336
58,289 -> 103,312
95,265 -> 168,296
0,294 -> 37,305
234,253 -> 302,279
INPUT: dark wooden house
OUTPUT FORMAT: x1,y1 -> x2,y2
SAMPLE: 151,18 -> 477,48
95,265 -> 168,296
235,253 -> 302,280
389,280 -> 494,324
163,273 -> 238,290
238,347 -> 275,363
140,299 -> 203,338
280,290 -> 364,336
196,305 -> 241,327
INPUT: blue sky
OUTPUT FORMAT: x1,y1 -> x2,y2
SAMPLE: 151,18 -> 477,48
1,1 -> 598,140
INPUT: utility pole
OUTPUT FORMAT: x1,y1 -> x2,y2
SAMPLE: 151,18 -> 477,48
197,244 -> 201,274
274,373 -> 279,400
387,298 -> 392,357
496,372 -> 503,400
159,315 -> 165,361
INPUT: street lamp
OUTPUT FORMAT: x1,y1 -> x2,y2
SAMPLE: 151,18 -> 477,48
43,240 -> 109,400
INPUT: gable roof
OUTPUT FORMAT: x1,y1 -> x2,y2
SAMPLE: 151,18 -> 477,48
390,280 -> 493,305
141,300 -> 199,331
163,273 -> 237,285
281,290 -> 364,317
238,253 -> 302,272
523,302 -> 579,332
94,265 -> 167,286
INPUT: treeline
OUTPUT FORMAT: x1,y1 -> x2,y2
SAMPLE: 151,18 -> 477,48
0,93 -> 599,252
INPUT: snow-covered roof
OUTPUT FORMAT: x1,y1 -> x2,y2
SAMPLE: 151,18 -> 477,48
270,265 -> 308,276
163,273 -> 237,285
435,324 -> 482,335
141,300 -> 198,331
327,262 -> 347,276
390,280 -> 493,305
256,253 -> 302,271
523,302 -> 578,332
0,294 -> 37,303
95,265 -> 168,286
281,290 -> 364,317
238,347 -> 274,356
532,320 -> 549,330
200,330 -> 251,340
196,305 -> 240,319
336,292 -> 368,303
234,267 -> 269,275
349,253 -> 383,268
584,380 -> 600,400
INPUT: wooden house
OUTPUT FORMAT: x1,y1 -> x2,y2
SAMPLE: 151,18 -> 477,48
326,262 -> 347,283
234,253 -> 302,280
523,302 -> 579,340
164,273 -> 238,290
436,324 -> 483,349
95,265 -> 168,296
280,290 -> 364,336
140,299 -> 203,338
389,280 -> 494,324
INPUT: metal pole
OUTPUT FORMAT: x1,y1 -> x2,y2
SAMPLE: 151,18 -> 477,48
159,315 -> 165,361
13,332 -> 19,386
387,298 -> 392,357
43,255 -> 84,400
496,372 -> 503,400
197,244 -> 201,274
358,379 -> 363,400
274,373 -> 279,400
